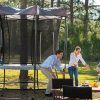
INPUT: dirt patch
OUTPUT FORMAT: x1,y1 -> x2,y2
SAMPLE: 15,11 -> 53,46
0,89 -> 53,100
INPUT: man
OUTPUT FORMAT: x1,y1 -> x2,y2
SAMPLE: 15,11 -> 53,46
40,50 -> 64,96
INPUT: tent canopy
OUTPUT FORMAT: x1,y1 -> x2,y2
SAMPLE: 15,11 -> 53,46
0,5 -> 68,64
0,5 -> 69,19
0,6 -> 19,15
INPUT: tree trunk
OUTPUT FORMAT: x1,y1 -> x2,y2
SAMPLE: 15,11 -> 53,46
83,0 -> 89,37
51,0 -> 54,7
57,0 -> 60,7
70,0 -> 74,34
19,0 -> 28,89
70,0 -> 73,26
41,0 -> 44,7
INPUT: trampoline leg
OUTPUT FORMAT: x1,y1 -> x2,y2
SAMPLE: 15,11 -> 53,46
3,69 -> 5,89
37,70 -> 39,89
34,68 -> 36,90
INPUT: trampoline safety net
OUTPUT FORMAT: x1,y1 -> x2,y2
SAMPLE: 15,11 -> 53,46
0,17 -> 61,64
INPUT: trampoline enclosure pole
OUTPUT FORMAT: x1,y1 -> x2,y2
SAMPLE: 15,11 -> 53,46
63,17 -> 68,79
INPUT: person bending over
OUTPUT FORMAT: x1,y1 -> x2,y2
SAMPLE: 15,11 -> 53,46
40,50 -> 64,96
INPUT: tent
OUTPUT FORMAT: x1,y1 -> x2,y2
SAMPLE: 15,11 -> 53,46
0,5 -> 69,89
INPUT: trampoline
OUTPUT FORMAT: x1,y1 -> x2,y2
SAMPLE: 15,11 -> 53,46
0,5 -> 69,89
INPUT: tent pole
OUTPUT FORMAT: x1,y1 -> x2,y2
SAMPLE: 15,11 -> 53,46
34,15 -> 37,90
0,16 -> 5,65
34,15 -> 39,90
40,32 -> 42,62
0,15 -> 5,88
53,32 -> 55,53
31,17 -> 34,66
6,16 -> 10,63
53,31 -> 58,78
64,17 -> 68,78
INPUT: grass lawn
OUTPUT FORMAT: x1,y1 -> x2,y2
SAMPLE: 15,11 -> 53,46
0,63 -> 100,99
78,66 -> 98,84
0,63 -> 99,89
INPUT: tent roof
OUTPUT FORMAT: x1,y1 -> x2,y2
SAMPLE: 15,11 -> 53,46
0,6 -> 19,15
18,5 -> 37,15
40,7 -> 68,17
0,5 -> 69,19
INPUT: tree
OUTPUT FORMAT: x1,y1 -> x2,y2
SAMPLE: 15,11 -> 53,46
19,0 -> 28,89
70,0 -> 74,27
51,0 -> 54,7
83,0 -> 89,36
57,0 -> 60,7
41,0 -> 45,7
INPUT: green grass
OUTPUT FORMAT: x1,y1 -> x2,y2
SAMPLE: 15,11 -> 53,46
0,64 -> 100,99
0,64 -> 99,89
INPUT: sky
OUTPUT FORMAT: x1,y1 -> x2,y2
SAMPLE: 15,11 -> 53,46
80,0 -> 100,5
93,0 -> 100,5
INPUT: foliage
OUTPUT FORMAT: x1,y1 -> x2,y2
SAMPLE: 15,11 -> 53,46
0,0 -> 50,7
59,19 -> 100,62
